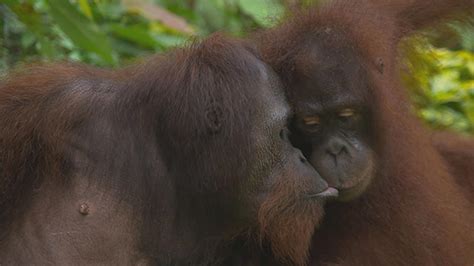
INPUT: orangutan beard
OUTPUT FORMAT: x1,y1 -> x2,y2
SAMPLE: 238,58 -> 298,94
257,178 -> 325,266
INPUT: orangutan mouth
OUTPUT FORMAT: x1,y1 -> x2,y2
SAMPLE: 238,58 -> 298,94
307,187 -> 339,200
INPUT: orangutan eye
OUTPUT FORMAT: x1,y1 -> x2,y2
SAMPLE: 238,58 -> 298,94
338,108 -> 356,118
303,116 -> 321,126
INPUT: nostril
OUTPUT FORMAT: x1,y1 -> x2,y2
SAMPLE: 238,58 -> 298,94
280,129 -> 290,141
326,140 -> 347,157
327,148 -> 341,157
299,155 -> 307,163
340,146 -> 348,155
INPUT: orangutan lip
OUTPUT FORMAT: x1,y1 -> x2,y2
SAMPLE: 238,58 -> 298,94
338,165 -> 374,191
307,187 -> 339,199
339,180 -> 362,190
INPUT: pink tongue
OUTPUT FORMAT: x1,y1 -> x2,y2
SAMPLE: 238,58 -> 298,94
310,187 -> 339,199
318,187 -> 339,198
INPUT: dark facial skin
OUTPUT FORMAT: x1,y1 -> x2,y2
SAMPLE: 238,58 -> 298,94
289,36 -> 375,201
256,2 -> 474,264
0,37 -> 334,265
248,59 -> 333,201
211,53 -> 338,265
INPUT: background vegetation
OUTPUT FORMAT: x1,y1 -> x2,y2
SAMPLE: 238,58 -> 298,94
1,0 -> 473,133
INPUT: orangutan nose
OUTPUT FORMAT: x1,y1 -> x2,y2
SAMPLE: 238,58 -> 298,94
326,138 -> 348,157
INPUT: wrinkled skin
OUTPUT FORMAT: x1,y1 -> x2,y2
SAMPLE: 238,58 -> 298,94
289,34 -> 375,201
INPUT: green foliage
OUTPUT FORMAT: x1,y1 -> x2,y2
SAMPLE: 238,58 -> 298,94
405,26 -> 474,134
45,0 -> 117,64
0,0 -> 284,67
237,0 -> 284,27
0,0 -> 473,133
417,49 -> 473,133
1,0 -> 191,66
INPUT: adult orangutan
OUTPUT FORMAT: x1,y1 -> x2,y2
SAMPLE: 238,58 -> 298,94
258,0 -> 474,264
0,34 -> 335,265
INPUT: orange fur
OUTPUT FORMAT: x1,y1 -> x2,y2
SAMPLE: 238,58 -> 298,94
257,0 -> 474,264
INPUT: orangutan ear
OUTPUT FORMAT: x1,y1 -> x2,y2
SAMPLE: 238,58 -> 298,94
376,57 -> 384,75
204,102 -> 225,135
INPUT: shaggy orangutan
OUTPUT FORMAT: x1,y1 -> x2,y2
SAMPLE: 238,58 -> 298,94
0,34 -> 335,265
258,0 -> 474,264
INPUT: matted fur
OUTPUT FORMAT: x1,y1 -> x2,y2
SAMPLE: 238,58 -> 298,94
257,0 -> 474,264
257,167 -> 325,266
0,33 -> 325,264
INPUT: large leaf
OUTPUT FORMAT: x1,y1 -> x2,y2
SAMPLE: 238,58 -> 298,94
78,0 -> 93,19
194,0 -> 227,34
108,23 -> 158,50
45,0 -> 117,65
238,0 -> 283,27
1,0 -> 17,5
4,2 -> 62,60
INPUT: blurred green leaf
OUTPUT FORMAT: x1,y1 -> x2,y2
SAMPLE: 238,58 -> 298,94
108,23 -> 158,50
2,0 -> 16,5
238,0 -> 283,27
45,0 -> 117,64
465,101 -> 474,125
453,20 -> 474,51
194,0 -> 228,34
37,37 -> 56,58
153,33 -> 187,48
95,2 -> 125,20
407,46 -> 474,133
78,0 -> 93,20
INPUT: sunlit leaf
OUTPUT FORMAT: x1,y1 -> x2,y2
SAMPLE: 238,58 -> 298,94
108,23 -> 158,50
78,0 -> 93,19
154,33 -> 187,48
238,0 -> 283,27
